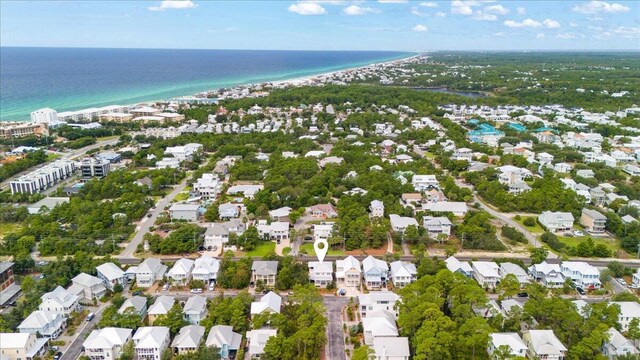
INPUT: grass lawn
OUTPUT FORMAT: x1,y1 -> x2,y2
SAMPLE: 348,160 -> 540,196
515,217 -> 545,233
46,153 -> 61,161
299,242 -> 345,256
558,236 -> 621,253
174,192 -> 190,202
96,135 -> 119,141
241,242 -> 276,257
0,223 -> 22,240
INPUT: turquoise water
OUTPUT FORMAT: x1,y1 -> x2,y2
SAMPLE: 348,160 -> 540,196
1,48 -> 412,121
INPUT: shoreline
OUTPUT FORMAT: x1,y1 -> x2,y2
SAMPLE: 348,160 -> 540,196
1,53 -> 417,122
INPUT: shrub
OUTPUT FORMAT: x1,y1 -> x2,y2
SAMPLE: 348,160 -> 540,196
523,217 -> 536,227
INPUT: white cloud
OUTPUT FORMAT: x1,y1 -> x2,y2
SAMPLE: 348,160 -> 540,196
473,11 -> 497,21
556,32 -> 577,39
484,4 -> 508,15
148,0 -> 196,11
503,18 -> 541,28
378,0 -> 408,3
569,22 -> 579,27
420,2 -> 438,7
543,19 -> 561,28
288,2 -> 327,15
493,32 -> 505,37
611,26 -> 640,38
536,33 -> 545,39
451,0 -> 474,15
413,24 -> 429,32
435,11 -> 446,17
516,6 -> 525,15
343,5 -> 379,15
572,1 -> 630,14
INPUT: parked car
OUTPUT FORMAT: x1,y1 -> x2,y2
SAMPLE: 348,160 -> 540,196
208,283 -> 215,291
147,213 -> 153,218
86,313 -> 95,321
338,289 -> 346,296
53,352 -> 62,360
191,288 -> 203,294
617,278 -> 627,285
576,287 -> 585,295
517,292 -> 528,298
132,290 -> 142,296
573,230 -> 585,237
162,284 -> 170,291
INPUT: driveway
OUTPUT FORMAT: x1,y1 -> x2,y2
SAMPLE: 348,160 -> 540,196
61,303 -> 109,360
323,296 -> 349,360
117,177 -> 190,259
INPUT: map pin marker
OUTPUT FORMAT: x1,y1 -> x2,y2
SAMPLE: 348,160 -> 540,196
314,238 -> 329,263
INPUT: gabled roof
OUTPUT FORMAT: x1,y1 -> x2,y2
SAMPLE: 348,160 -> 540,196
133,327 -> 170,349
445,256 -> 473,274
138,258 -> 163,274
183,295 -> 207,314
336,256 -> 361,272
525,330 -> 567,355
118,296 -> 147,314
148,296 -> 175,315
84,328 -> 132,350
373,337 -> 410,358
362,256 -> 388,273
489,332 -> 527,353
41,286 -> 78,308
606,327 -> 638,354
206,325 -> 242,350
472,261 -> 500,278
18,310 -> 60,329
251,261 -> 278,275
250,291 -> 282,315
168,258 -> 195,277
72,273 -> 104,288
358,291 -> 400,307
96,263 -> 125,281
390,261 -> 417,278
171,325 -> 205,349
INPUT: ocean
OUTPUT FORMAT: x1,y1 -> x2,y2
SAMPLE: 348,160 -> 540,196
0,47 -> 411,121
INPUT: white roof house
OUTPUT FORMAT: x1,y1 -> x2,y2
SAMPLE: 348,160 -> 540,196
488,333 -> 527,359
18,310 -> 65,338
362,309 -> 398,345
372,337 -> 410,360
603,327 -> 638,359
528,261 -> 565,288
167,258 -> 195,285
308,261 -> 334,288
192,256 -> 220,283
69,273 -> 107,302
472,261 -> 501,289
246,329 -> 277,357
336,256 -> 362,287
445,256 -> 473,277
171,325 -> 205,355
83,328 -> 132,360
561,261 -> 601,289
389,214 -> 419,233
148,296 -> 175,323
0,332 -> 49,360
96,262 -> 126,291
498,262 -> 530,286
412,174 -> 439,191
39,286 -> 79,318
359,291 -> 400,319
362,256 -> 389,289
136,258 -> 168,288
389,261 -> 417,288
206,325 -> 242,359
118,296 -> 148,317
250,291 -> 282,316
422,201 -> 468,217
610,302 -> 640,332
183,295 -> 207,325
523,330 -> 567,360
133,327 -> 171,360
538,211 -> 574,233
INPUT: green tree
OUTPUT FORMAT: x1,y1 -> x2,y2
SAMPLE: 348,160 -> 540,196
351,345 -> 374,360
497,274 -> 521,300
154,303 -> 188,335
118,341 -> 135,360
529,247 -> 548,265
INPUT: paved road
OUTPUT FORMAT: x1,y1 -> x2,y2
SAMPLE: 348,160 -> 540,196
117,177 -> 190,259
61,303 -> 109,360
324,296 -> 349,360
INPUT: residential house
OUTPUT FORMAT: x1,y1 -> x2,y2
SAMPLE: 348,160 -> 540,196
256,221 -> 290,242
363,310 -> 398,345
372,337 -> 410,360
226,184 -> 264,199
422,216 -> 452,239
148,296 -> 175,324
251,261 -> 278,287
203,220 -> 245,249
633,268 -> 640,288
590,187 -> 606,206
205,325 -> 242,360
538,211 -> 574,233
401,193 -> 422,207
561,261 -> 601,289
246,329 -> 277,358
389,261 -> 417,288
522,330 -> 567,360
183,296 -> 207,325
336,256 -> 362,288
445,256 -> 473,278
0,333 -> 48,360
191,256 -> 220,285
309,204 -> 338,218
133,327 -> 170,360
499,263 -> 530,287
412,175 -> 439,192
68,273 -> 107,302
528,261 -> 565,288
39,286 -> 79,318
96,263 -> 126,292
193,173 -> 221,200
576,169 -> 595,178
83,328 -> 132,360
167,258 -> 195,286
623,164 -> 640,176
602,327 -> 638,359
422,201 -> 468,217
389,214 -> 419,233
472,261 -> 501,289
168,204 -> 200,221
359,291 -> 400,319
268,207 -> 291,221
611,302 -> 640,332
118,296 -> 148,318
580,208 -> 607,234
135,258 -> 168,288
362,256 -> 389,289
313,223 -> 334,242
487,333 -> 527,359
171,325 -> 205,355
18,311 -> 64,339
250,291 -> 282,317
218,203 -> 241,219
308,261 -> 334,288
370,200 -> 385,218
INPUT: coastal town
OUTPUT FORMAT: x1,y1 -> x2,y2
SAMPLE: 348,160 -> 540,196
1,52 -> 640,360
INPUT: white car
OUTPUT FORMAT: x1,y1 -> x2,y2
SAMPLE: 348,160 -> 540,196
162,284 -> 170,291
191,288 -> 203,294
573,230 -> 585,237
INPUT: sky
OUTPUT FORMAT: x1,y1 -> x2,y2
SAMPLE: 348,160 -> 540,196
1,0 -> 639,51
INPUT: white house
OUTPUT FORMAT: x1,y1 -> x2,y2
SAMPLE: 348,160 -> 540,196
602,327 -> 638,359
203,220 -> 245,249
412,175 -> 439,191
256,221 -> 290,242
0,333 -> 48,360
389,214 -> 419,233
538,211 -> 574,233
308,261 -> 334,288
372,337 -> 410,360
362,310 -> 398,345
118,296 -> 148,318
561,261 -> 601,289
370,200 -> 385,218
611,302 -> 640,332
192,256 -> 220,284
362,256 -> 389,289
83,327 -> 132,360
168,204 -> 200,222
96,263 -> 126,292
445,256 -> 473,278
523,330 -> 567,360
167,258 -> 195,286
251,261 -> 278,287
422,216 -> 452,239
39,286 -> 79,318
193,173 -> 221,200
135,258 -> 168,288
68,273 -> 107,302
171,325 -> 205,355
528,261 -> 565,288
472,261 -> 501,289
633,268 -> 640,288
246,329 -> 277,358
359,291 -> 400,319
487,333 -> 527,359
250,291 -> 282,317
313,223 -> 334,242
422,201 -> 468,217
206,325 -> 242,360
133,327 -> 170,360
389,261 -> 417,288
498,263 -> 530,287
336,256 -> 362,288
148,296 -> 175,324
183,295 -> 207,325
18,311 -> 64,339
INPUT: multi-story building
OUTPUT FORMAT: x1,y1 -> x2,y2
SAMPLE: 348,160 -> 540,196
0,333 -> 48,360
135,258 -> 168,288
193,173 -> 222,200
389,261 -> 417,288
308,261 -> 334,288
561,261 -> 601,289
31,108 -> 58,123
10,159 -> 76,194
83,328 -> 132,360
80,158 -> 111,179
96,263 -> 126,292
68,273 -> 107,302
133,327 -> 170,360
0,122 -> 49,139
336,256 -> 362,288
251,261 -> 278,287
39,286 -> 80,318
580,208 -> 607,234
18,311 -> 65,339
358,291 -> 400,319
